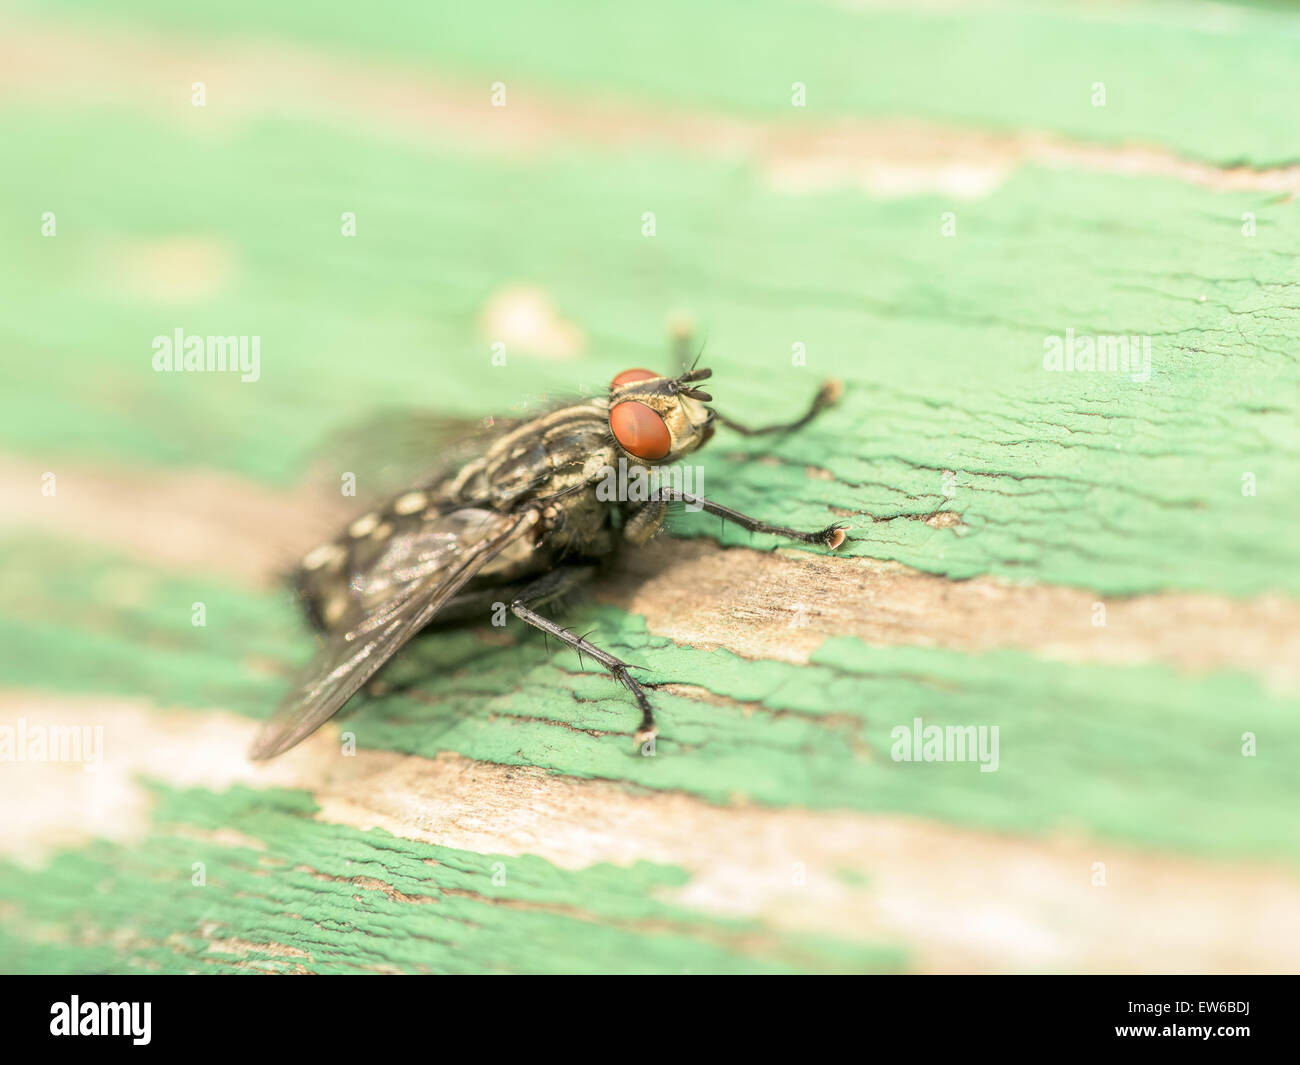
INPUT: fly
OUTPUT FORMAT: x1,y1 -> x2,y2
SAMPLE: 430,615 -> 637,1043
249,348 -> 846,760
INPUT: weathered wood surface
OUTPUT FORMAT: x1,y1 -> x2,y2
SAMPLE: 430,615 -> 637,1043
1,1 -> 1298,973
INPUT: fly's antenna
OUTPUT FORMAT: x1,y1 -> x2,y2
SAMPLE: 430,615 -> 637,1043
671,365 -> 713,402
668,317 -> 711,397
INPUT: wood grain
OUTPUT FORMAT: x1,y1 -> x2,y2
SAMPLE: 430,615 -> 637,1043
1,0 -> 1297,973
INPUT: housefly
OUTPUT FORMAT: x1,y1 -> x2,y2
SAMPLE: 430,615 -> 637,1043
249,356 -> 846,760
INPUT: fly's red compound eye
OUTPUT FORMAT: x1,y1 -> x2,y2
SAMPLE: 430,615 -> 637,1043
610,401 -> 671,460
611,368 -> 659,388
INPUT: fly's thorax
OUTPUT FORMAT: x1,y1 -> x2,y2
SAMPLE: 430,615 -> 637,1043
539,483 -> 618,559
440,401 -> 609,508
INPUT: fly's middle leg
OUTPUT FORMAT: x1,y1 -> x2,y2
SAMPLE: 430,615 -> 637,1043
657,488 -> 848,550
509,568 -> 657,750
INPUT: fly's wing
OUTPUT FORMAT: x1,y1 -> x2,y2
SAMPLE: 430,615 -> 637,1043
250,506 -> 539,760
304,410 -> 520,503
304,391 -> 589,504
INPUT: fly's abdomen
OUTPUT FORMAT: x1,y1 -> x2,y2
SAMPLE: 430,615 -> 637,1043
293,487 -> 448,632
294,403 -> 614,632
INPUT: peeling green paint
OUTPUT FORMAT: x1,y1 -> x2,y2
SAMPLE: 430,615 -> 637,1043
27,0 -> 1300,163
2,536 -> 1296,873
3,117 -> 1297,594
0,786 -> 904,974
1,1 -> 1296,974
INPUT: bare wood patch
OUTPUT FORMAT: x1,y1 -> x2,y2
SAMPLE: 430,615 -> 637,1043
479,284 -> 585,360
1,17 -> 1297,198
2,693 -> 1298,973
602,539 -> 1300,688
95,235 -> 236,304
3,456 -> 1297,685
0,456 -> 347,586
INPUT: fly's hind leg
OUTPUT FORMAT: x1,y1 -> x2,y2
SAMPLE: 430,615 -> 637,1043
510,567 -> 657,750
362,570 -> 594,701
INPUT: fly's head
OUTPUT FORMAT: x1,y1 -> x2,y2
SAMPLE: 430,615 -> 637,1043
606,367 -> 716,466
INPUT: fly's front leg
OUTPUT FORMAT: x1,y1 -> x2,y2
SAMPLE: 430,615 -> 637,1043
712,378 -> 842,437
658,489 -> 848,551
623,499 -> 666,545
509,569 -> 657,750
667,323 -> 840,435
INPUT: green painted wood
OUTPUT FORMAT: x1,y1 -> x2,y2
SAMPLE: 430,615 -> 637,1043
0,785 -> 903,974
4,112 -> 1297,595
1,535 -> 1295,864
32,0 -> 1300,164
1,1 -> 1297,973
